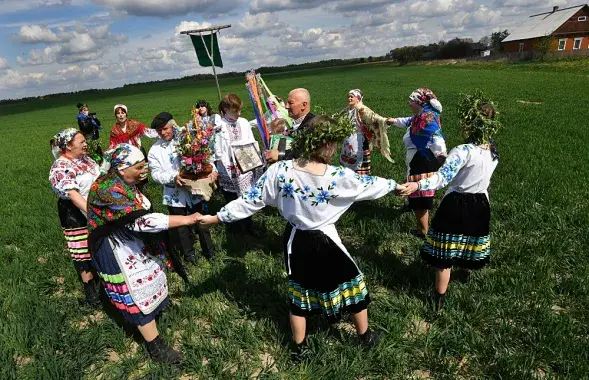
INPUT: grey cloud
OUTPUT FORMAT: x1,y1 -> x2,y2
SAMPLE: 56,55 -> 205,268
92,0 -> 243,18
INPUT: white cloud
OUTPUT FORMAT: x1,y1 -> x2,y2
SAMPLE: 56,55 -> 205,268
234,12 -> 283,38
0,57 -> 9,70
17,25 -> 59,43
92,0 -> 242,17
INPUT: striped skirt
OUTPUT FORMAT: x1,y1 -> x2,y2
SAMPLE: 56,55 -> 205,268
284,225 -> 370,319
421,192 -> 491,269
407,149 -> 441,210
92,237 -> 169,326
58,199 -> 93,272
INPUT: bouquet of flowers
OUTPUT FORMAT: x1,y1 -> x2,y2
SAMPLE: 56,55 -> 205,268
176,108 -> 217,200
177,108 -> 215,179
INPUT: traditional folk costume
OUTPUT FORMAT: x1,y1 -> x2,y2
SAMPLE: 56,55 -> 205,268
418,144 -> 498,269
87,144 -> 171,326
217,161 -> 398,318
392,88 -> 446,211
148,113 -> 216,260
49,129 -> 100,273
109,104 -> 158,150
340,89 -> 393,175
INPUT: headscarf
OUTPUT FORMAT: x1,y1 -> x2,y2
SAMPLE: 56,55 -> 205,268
100,143 -> 145,174
349,89 -> 363,102
409,88 -> 443,113
76,103 -> 88,113
110,119 -> 146,148
114,104 -> 128,114
408,88 -> 444,154
50,128 -> 79,159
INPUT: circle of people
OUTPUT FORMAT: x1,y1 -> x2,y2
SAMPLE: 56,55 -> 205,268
48,87 -> 500,364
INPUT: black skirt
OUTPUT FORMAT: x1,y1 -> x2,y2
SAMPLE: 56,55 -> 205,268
407,149 -> 441,210
58,198 -> 87,229
421,192 -> 491,269
283,224 -> 371,318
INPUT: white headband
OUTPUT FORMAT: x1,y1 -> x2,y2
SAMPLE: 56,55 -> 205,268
114,104 -> 128,113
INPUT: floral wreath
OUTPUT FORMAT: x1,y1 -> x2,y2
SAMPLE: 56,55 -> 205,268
458,90 -> 501,145
291,114 -> 354,159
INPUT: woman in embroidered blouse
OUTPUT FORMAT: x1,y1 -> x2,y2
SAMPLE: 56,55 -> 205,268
211,93 -> 263,236
195,99 -> 214,124
49,128 -> 101,306
200,115 -> 402,360
109,104 -> 158,150
340,89 -> 395,175
87,143 -> 202,364
400,95 -> 500,311
391,88 -> 447,239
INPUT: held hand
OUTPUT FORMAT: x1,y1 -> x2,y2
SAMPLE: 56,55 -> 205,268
186,212 -> 203,225
399,182 -> 419,196
394,184 -> 406,196
386,117 -> 395,125
208,171 -> 218,182
175,174 -> 186,187
264,149 -> 279,163
199,214 -> 220,226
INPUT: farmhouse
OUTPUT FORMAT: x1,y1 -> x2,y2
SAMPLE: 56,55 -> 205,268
502,4 -> 589,53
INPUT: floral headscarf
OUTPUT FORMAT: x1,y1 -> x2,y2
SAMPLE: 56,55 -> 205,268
101,143 -> 145,174
349,89 -> 363,102
409,88 -> 443,113
50,128 -> 79,159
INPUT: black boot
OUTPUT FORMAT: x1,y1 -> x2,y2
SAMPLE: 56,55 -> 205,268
146,335 -> 182,364
432,291 -> 446,312
289,339 -> 309,364
83,280 -> 100,307
358,328 -> 384,348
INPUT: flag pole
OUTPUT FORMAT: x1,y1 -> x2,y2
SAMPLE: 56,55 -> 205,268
180,24 -> 231,103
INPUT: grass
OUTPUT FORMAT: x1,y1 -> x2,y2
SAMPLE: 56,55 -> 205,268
1,62 -> 588,379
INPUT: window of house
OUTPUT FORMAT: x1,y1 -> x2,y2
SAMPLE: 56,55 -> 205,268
573,37 -> 583,50
578,16 -> 587,21
558,39 -> 567,50
519,43 -> 524,52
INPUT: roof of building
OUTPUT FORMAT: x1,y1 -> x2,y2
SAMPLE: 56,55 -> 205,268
502,4 -> 587,42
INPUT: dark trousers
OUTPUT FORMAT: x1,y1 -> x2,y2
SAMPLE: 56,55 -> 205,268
167,203 -> 214,258
222,190 -> 253,233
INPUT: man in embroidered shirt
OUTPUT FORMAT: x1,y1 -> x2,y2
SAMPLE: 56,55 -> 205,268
265,88 -> 315,163
147,112 -> 217,262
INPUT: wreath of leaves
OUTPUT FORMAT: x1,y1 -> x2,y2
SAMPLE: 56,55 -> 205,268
458,90 -> 502,145
290,111 -> 355,160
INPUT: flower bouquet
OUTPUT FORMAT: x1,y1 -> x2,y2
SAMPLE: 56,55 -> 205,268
176,109 -> 217,200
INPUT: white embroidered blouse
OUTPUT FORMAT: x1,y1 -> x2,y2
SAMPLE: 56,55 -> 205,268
418,144 -> 498,199
217,160 -> 399,273
49,155 -> 100,200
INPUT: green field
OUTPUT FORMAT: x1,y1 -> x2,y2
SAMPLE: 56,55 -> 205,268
1,63 -> 588,379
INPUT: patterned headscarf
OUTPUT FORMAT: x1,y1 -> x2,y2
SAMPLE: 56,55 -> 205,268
349,89 -> 363,101
50,128 -> 79,159
409,88 -> 443,113
114,104 -> 128,114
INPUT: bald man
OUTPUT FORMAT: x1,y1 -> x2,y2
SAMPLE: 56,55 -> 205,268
265,88 -> 315,163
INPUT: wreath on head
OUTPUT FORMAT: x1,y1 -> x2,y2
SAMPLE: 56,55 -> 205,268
291,113 -> 355,159
458,90 -> 502,145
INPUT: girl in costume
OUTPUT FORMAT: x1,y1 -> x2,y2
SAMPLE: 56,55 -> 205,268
194,100 -> 214,124
340,89 -> 395,175
49,128 -> 101,306
199,115 -> 403,360
211,93 -> 263,236
400,92 -> 501,310
76,103 -> 103,163
109,104 -> 158,150
391,88 -> 447,238
87,143 -> 202,364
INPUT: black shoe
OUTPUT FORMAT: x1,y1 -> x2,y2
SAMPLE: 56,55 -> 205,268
146,336 -> 182,364
410,229 -> 426,240
359,328 -> 384,348
432,291 -> 446,312
83,281 -> 101,307
184,254 -> 197,264
289,340 -> 309,364
204,250 -> 216,260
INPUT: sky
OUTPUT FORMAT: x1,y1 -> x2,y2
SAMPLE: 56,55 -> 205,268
0,0 -> 579,100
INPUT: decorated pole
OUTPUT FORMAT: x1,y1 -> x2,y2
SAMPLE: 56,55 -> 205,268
180,24 -> 231,102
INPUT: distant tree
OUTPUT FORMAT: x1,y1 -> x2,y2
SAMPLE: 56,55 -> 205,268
491,30 -> 510,52
534,34 -> 554,60
479,36 -> 491,48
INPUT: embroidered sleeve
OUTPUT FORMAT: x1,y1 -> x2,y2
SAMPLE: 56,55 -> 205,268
391,117 -> 412,129
148,146 -> 177,185
128,213 -> 170,233
419,145 -> 469,191
428,132 -> 447,157
49,160 -> 79,199
336,167 -> 398,202
217,164 -> 277,223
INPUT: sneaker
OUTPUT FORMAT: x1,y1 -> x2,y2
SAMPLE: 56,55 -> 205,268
83,282 -> 101,307
184,254 -> 197,264
204,250 -> 216,260
431,291 -> 446,312
289,340 -> 309,364
359,328 -> 384,348
147,336 -> 182,364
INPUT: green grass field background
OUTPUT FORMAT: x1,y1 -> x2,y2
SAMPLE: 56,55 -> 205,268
0,63 -> 588,379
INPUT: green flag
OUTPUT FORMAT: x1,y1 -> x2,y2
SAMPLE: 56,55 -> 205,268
190,33 -> 223,68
